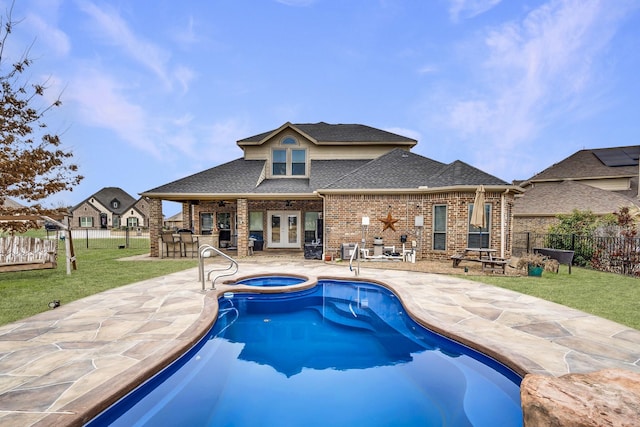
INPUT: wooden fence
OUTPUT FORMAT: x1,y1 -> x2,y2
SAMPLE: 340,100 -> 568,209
0,236 -> 58,272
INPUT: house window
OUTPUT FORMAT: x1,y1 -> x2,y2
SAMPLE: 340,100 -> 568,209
273,149 -> 287,175
292,149 -> 306,175
217,212 -> 231,230
201,213 -> 213,235
304,212 -> 320,242
80,216 -> 93,228
282,136 -> 297,144
433,205 -> 447,250
271,148 -> 307,177
249,211 -> 264,241
127,217 -> 139,227
113,216 -> 120,228
112,200 -> 119,209
468,204 -> 490,248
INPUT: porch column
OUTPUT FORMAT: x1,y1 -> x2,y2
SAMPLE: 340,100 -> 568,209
237,198 -> 248,257
149,198 -> 163,257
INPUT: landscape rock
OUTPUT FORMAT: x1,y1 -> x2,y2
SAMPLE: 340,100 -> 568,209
521,369 -> 640,426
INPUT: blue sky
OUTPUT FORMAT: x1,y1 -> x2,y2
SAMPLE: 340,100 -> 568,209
4,0 -> 639,214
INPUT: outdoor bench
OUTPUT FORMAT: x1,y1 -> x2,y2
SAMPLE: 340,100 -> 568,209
533,247 -> 574,274
481,258 -> 508,274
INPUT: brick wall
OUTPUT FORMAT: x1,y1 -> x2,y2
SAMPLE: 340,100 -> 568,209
70,202 -> 100,229
148,193 -> 516,260
149,198 -> 163,257
323,191 -> 515,260
513,216 -> 559,234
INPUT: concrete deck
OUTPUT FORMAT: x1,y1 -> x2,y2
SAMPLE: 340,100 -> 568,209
1,257 -> 639,426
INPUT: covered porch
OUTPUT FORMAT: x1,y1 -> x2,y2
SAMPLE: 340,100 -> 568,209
147,196 -> 324,258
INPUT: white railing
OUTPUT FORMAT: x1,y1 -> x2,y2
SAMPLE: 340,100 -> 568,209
198,244 -> 238,290
349,243 -> 359,276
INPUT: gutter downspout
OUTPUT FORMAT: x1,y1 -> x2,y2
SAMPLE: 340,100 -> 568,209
316,192 -> 327,260
501,189 -> 510,259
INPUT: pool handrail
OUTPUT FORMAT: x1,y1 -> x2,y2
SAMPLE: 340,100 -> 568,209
198,244 -> 239,290
349,243 -> 359,276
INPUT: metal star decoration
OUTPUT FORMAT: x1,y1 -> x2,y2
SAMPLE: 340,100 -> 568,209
378,212 -> 399,232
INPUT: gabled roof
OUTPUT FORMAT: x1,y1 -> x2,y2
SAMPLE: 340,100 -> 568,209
0,198 -> 26,209
142,149 -> 510,200
72,187 -> 136,215
525,146 -> 639,183
513,181 -> 640,216
322,149 -> 506,190
237,122 -> 417,147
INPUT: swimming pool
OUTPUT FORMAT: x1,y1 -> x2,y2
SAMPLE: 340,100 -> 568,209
87,279 -> 522,426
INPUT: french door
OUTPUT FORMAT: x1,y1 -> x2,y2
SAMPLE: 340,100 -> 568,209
267,211 -> 300,248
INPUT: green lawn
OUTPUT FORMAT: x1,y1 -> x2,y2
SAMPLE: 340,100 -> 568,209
0,245 -> 198,326
2,242 -> 639,331
462,265 -> 640,330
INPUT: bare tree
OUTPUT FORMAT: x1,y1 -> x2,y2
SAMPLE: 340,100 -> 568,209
0,3 -> 83,233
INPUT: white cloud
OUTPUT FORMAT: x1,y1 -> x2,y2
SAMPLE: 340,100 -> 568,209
417,65 -> 438,75
76,0 -> 174,89
443,0 -> 634,150
25,13 -> 70,57
67,68 -> 160,157
449,0 -> 502,21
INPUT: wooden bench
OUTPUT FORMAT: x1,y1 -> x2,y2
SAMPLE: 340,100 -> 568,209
482,258 -> 508,274
0,236 -> 58,272
451,253 -> 478,267
533,248 -> 574,274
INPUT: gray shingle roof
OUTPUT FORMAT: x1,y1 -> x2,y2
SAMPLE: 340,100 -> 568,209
238,122 -> 417,145
143,149 -> 508,197
324,149 -> 507,189
527,146 -> 639,182
76,187 -> 136,215
513,181 -> 640,215
145,159 -> 267,195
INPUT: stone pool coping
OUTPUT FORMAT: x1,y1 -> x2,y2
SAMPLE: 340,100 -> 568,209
1,258 -> 639,426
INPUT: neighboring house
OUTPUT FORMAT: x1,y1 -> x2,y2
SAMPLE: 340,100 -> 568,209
141,122 -> 522,259
164,211 -> 184,231
0,198 -> 26,210
514,145 -> 640,233
70,187 -> 151,229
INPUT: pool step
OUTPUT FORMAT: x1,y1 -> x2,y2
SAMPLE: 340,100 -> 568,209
312,300 -> 377,332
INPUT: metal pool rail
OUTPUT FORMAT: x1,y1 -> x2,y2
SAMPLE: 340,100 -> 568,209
198,244 -> 238,290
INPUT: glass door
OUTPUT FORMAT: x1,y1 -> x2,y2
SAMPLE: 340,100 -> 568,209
267,211 -> 300,248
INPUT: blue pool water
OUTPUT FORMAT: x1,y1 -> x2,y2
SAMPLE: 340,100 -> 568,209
236,275 -> 305,287
87,280 -> 522,426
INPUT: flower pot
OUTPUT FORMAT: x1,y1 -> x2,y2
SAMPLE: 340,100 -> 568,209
324,254 -> 332,262
527,264 -> 543,277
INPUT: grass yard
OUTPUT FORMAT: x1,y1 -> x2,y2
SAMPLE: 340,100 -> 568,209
464,265 -> 640,331
0,245 -> 198,326
2,239 -> 639,331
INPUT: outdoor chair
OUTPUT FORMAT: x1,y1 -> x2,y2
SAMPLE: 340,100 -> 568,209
161,231 -> 181,258
179,231 -> 199,258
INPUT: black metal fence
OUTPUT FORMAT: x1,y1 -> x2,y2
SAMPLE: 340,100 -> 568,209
46,227 -> 150,250
514,232 -> 640,276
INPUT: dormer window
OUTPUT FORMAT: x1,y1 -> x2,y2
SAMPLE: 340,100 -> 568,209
111,199 -> 120,209
272,148 -> 307,176
292,149 -> 305,175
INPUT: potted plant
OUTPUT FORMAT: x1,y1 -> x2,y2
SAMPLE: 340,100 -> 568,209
516,253 -> 547,277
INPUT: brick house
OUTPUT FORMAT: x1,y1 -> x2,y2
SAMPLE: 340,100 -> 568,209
514,145 -> 640,233
70,187 -> 151,229
141,122 -> 521,259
